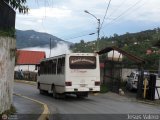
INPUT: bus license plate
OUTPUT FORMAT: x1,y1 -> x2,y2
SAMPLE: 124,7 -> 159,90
80,84 -> 85,87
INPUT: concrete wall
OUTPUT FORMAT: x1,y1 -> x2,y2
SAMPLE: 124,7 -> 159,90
15,65 -> 37,72
0,37 -> 15,113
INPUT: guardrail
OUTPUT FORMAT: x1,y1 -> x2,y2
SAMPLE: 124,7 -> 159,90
0,0 -> 15,29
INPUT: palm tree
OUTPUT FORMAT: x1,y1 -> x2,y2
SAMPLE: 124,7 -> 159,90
4,0 -> 29,13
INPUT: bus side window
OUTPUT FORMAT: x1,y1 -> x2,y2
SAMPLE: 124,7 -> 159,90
44,62 -> 47,74
48,60 -> 52,74
57,57 -> 65,74
40,62 -> 44,74
61,57 -> 65,74
57,58 -> 62,74
52,59 -> 57,74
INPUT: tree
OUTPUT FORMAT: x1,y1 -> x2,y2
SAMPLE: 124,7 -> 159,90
4,0 -> 29,13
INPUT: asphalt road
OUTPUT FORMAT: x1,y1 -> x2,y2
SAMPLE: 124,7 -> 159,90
13,95 -> 43,120
14,82 -> 160,120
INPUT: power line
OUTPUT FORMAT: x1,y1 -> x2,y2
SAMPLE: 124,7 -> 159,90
101,0 -> 143,30
106,0 -> 126,20
64,32 -> 96,41
100,0 -> 112,29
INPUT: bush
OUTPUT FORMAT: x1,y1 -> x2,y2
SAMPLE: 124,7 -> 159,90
1,105 -> 16,116
100,84 -> 109,93
0,29 -> 15,37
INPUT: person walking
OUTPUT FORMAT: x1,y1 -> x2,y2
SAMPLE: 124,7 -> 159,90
20,69 -> 24,80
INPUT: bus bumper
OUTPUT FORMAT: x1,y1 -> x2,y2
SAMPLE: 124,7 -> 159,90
65,87 -> 100,92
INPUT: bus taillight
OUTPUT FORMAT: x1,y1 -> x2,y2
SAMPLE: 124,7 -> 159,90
65,81 -> 72,86
95,81 -> 100,86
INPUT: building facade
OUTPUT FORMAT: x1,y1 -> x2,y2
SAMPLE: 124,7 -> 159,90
14,50 -> 46,81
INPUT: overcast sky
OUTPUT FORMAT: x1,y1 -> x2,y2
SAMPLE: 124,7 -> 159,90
16,0 -> 160,43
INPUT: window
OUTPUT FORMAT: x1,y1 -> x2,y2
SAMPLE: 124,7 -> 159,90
69,56 -> 96,69
130,73 -> 135,78
48,60 -> 52,74
44,62 -> 48,74
40,62 -> 44,74
51,59 -> 57,74
40,57 -> 65,75
57,57 -> 65,74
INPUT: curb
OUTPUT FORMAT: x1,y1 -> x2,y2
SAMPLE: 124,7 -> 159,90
14,93 -> 50,120
93,93 -> 99,96
14,80 -> 36,86
136,100 -> 160,105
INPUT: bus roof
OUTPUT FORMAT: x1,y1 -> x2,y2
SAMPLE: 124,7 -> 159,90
40,53 -> 98,62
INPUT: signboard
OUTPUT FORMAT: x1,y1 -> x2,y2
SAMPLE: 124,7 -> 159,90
69,56 -> 96,69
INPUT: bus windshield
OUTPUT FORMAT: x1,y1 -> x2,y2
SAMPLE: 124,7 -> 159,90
69,56 -> 96,69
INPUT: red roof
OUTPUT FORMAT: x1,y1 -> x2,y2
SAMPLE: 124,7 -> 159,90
16,50 -> 46,65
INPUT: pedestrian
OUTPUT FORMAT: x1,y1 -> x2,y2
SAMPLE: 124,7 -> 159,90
18,69 -> 21,80
20,69 -> 24,79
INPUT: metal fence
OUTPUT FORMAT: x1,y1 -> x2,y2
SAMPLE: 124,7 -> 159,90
0,0 -> 15,29
103,61 -> 122,93
14,71 -> 37,81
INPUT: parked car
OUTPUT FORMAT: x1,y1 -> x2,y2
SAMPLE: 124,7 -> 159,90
126,71 -> 149,91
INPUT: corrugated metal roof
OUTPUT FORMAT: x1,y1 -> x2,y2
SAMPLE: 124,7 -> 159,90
97,46 -> 145,64
16,50 -> 46,65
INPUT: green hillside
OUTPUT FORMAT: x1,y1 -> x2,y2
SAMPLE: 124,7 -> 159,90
16,30 -> 72,49
70,28 -> 160,70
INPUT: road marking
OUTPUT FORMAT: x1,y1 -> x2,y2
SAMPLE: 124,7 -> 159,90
14,93 -> 50,120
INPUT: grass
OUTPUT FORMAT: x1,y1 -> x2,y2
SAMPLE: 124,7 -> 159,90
1,105 -> 16,116
100,84 -> 109,93
0,28 -> 15,37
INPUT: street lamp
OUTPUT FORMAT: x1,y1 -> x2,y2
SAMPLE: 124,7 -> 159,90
84,10 -> 100,51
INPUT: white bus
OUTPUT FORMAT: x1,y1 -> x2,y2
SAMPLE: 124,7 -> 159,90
37,53 -> 100,98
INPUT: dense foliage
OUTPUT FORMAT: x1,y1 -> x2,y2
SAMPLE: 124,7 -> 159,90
4,0 -> 29,13
70,28 -> 160,70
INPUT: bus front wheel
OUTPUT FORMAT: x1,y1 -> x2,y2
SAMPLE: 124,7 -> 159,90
38,83 -> 45,94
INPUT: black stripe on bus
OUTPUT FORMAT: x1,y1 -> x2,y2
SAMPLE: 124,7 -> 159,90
40,83 -> 65,87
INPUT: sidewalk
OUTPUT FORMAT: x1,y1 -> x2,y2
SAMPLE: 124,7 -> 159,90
14,79 -> 36,86
95,92 -> 160,105
13,95 -> 43,120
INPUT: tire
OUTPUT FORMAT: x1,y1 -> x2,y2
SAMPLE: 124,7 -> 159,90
38,83 -> 44,94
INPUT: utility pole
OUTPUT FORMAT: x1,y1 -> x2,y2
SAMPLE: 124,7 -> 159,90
49,38 -> 51,57
84,10 -> 100,52
97,19 -> 100,51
